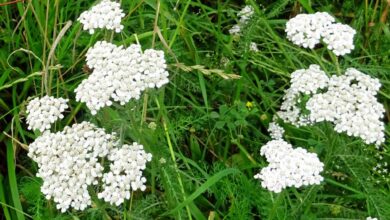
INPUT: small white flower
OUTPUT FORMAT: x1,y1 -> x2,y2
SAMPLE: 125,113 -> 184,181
238,5 -> 254,24
229,5 -> 254,35
78,0 -> 125,34
322,23 -> 356,56
268,122 -> 285,140
229,24 -> 241,35
254,140 -> 324,193
285,12 -> 356,56
26,96 -> 69,132
277,65 -> 329,126
249,42 -> 259,52
286,12 -> 335,49
366,217 -> 378,220
148,122 -> 157,130
159,157 -> 167,164
98,143 -> 152,206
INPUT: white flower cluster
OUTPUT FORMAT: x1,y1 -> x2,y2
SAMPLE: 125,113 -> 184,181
285,12 -> 356,56
286,12 -> 334,49
238,5 -> 254,23
26,1 -> 157,213
26,96 -> 69,132
28,121 -> 153,212
277,65 -> 385,146
366,217 -> 378,220
267,122 -> 285,140
78,0 -> 125,34
28,122 -> 117,212
98,143 -> 152,206
277,65 -> 329,126
75,41 -> 169,114
249,42 -> 259,52
229,5 -> 254,35
254,140 -> 324,193
306,68 -> 385,145
322,23 -> 356,56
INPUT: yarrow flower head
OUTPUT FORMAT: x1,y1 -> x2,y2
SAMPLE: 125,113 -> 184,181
229,5 -> 254,35
75,41 -> 169,114
98,143 -> 152,206
285,12 -> 356,56
78,0 -> 125,34
254,140 -> 324,193
228,24 -> 241,35
267,122 -> 285,140
366,217 -> 378,220
26,96 -> 68,132
28,122 -> 117,212
306,68 -> 385,145
237,5 -> 254,24
27,122 -> 153,212
277,65 -> 329,126
322,23 -> 356,56
286,12 -> 335,49
277,65 -> 385,146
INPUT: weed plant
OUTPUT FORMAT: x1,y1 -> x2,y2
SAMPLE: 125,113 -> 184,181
0,0 -> 389,219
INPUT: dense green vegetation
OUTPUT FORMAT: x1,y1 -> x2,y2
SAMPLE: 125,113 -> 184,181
0,0 -> 389,219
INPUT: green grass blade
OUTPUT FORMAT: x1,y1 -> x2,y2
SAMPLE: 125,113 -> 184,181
166,168 -> 240,215
6,141 -> 26,220
0,174 -> 12,220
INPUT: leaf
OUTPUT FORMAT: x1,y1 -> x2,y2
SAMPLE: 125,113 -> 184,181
266,0 -> 291,18
166,168 -> 241,215
0,174 -> 12,220
215,121 -> 226,129
297,0 -> 314,13
209,111 -> 220,119
6,141 -> 26,220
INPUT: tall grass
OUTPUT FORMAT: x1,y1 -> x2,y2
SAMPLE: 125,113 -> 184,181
0,0 -> 389,219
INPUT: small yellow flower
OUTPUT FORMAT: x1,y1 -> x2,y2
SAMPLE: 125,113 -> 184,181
246,101 -> 253,109
260,114 -> 268,121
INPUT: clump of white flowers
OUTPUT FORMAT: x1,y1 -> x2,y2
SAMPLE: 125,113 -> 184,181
286,12 -> 335,49
26,0 -> 159,214
27,121 -> 153,212
322,23 -> 356,56
306,68 -> 385,145
78,0 -> 125,34
366,217 -> 378,220
249,42 -> 259,52
26,96 -> 68,132
267,122 -> 285,140
285,12 -> 356,56
289,64 -> 330,94
28,122 -> 117,212
254,140 -> 324,193
229,5 -> 254,35
276,65 -> 385,146
277,64 -> 329,126
75,41 -> 169,115
98,143 -> 152,206
238,5 -> 254,23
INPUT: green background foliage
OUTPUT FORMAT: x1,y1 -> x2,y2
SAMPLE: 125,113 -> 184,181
0,0 -> 389,219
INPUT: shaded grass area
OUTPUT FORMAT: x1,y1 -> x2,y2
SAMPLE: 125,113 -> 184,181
0,0 -> 389,219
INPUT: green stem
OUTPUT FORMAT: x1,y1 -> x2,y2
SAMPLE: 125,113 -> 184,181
141,92 -> 149,127
168,0 -> 191,48
329,51 -> 341,75
155,97 -> 193,220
